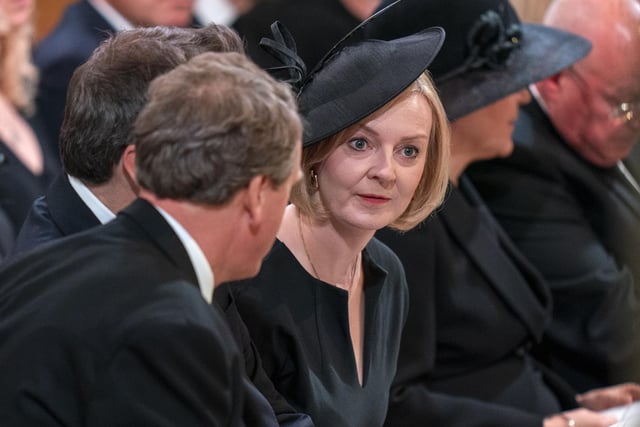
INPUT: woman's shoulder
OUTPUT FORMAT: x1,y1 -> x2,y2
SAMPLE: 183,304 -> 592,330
230,240 -> 305,299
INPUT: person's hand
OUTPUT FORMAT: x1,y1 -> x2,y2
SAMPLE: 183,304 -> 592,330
577,382 -> 640,411
543,408 -> 617,427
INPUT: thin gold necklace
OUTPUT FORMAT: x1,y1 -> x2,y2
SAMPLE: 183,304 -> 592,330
297,211 -> 360,289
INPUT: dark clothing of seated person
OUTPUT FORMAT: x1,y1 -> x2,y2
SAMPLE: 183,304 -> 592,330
0,51 -> 307,426
368,0 -> 640,426
468,0 -> 640,392
219,9 -> 451,427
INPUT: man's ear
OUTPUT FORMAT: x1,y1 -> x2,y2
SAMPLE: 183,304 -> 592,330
536,71 -> 565,106
122,145 -> 139,192
245,175 -> 269,231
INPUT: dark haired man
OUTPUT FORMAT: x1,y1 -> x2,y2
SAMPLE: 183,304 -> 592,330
15,24 -> 241,254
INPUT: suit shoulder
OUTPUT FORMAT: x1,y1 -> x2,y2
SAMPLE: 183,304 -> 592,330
12,196 -> 64,255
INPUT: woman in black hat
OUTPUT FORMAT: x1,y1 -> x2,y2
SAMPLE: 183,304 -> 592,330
221,5 -> 450,426
369,0 -> 640,426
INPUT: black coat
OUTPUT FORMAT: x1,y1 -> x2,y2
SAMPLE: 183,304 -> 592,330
0,139 -> 44,237
13,173 -> 100,256
0,114 -> 58,241
377,178 -> 576,427
0,207 -> 13,262
0,199 -> 283,426
12,185 -> 314,426
468,100 -> 640,391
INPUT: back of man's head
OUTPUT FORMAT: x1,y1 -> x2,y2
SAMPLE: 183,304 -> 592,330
133,51 -> 302,205
60,24 -> 243,185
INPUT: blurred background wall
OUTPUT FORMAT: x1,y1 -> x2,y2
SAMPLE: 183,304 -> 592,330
511,0 -> 553,23
35,0 -> 75,40
33,0 -> 555,42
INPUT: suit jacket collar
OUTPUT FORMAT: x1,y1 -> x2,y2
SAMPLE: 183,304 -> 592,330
440,176 -> 551,340
119,198 -> 198,286
69,1 -> 116,33
46,174 -> 101,236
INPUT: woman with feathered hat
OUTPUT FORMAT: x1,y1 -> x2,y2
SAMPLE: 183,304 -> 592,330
220,2 -> 450,425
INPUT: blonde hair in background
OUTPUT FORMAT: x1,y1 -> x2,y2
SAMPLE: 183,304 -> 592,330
293,71 -> 450,232
0,8 -> 38,113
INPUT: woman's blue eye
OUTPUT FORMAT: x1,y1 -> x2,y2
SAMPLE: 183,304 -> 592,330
349,138 -> 368,151
401,146 -> 419,158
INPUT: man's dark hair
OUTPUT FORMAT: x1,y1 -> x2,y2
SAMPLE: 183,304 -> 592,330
60,24 -> 244,184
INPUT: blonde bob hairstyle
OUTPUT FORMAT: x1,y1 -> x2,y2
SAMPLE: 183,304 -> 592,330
291,71 -> 450,231
0,8 -> 37,113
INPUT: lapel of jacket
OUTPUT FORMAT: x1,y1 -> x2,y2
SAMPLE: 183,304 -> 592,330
599,162 -> 640,218
440,176 -> 551,340
75,0 -> 116,34
119,199 -> 199,286
526,101 -> 640,220
47,174 -> 102,235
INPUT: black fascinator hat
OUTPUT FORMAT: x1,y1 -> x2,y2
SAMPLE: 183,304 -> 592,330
365,0 -> 592,121
259,0 -> 445,146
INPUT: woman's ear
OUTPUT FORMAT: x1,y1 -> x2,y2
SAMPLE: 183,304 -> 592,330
536,71 -> 565,106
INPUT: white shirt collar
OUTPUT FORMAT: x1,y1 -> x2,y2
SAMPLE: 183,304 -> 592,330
194,0 -> 238,25
155,206 -> 215,303
529,83 -> 549,114
67,175 -> 117,225
87,0 -> 135,31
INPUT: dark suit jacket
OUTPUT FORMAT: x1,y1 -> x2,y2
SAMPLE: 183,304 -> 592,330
13,173 -> 100,255
468,101 -> 640,391
33,0 -> 115,153
0,199 -> 284,426
376,178 -> 576,427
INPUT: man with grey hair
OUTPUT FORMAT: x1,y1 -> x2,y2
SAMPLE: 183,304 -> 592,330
0,51 -> 303,425
470,0 -> 640,391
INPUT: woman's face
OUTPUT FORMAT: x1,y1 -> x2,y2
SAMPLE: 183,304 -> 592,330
451,88 -> 531,162
317,92 -> 432,232
0,0 -> 33,29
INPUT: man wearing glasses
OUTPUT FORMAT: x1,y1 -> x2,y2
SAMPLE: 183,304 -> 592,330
469,0 -> 640,393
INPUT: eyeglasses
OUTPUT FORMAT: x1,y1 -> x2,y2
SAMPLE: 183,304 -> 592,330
566,66 -> 640,130
611,102 -> 639,128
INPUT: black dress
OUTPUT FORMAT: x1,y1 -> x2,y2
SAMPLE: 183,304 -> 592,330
223,238 -> 408,427
375,177 -> 578,427
0,113 -> 58,240
0,139 -> 46,237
